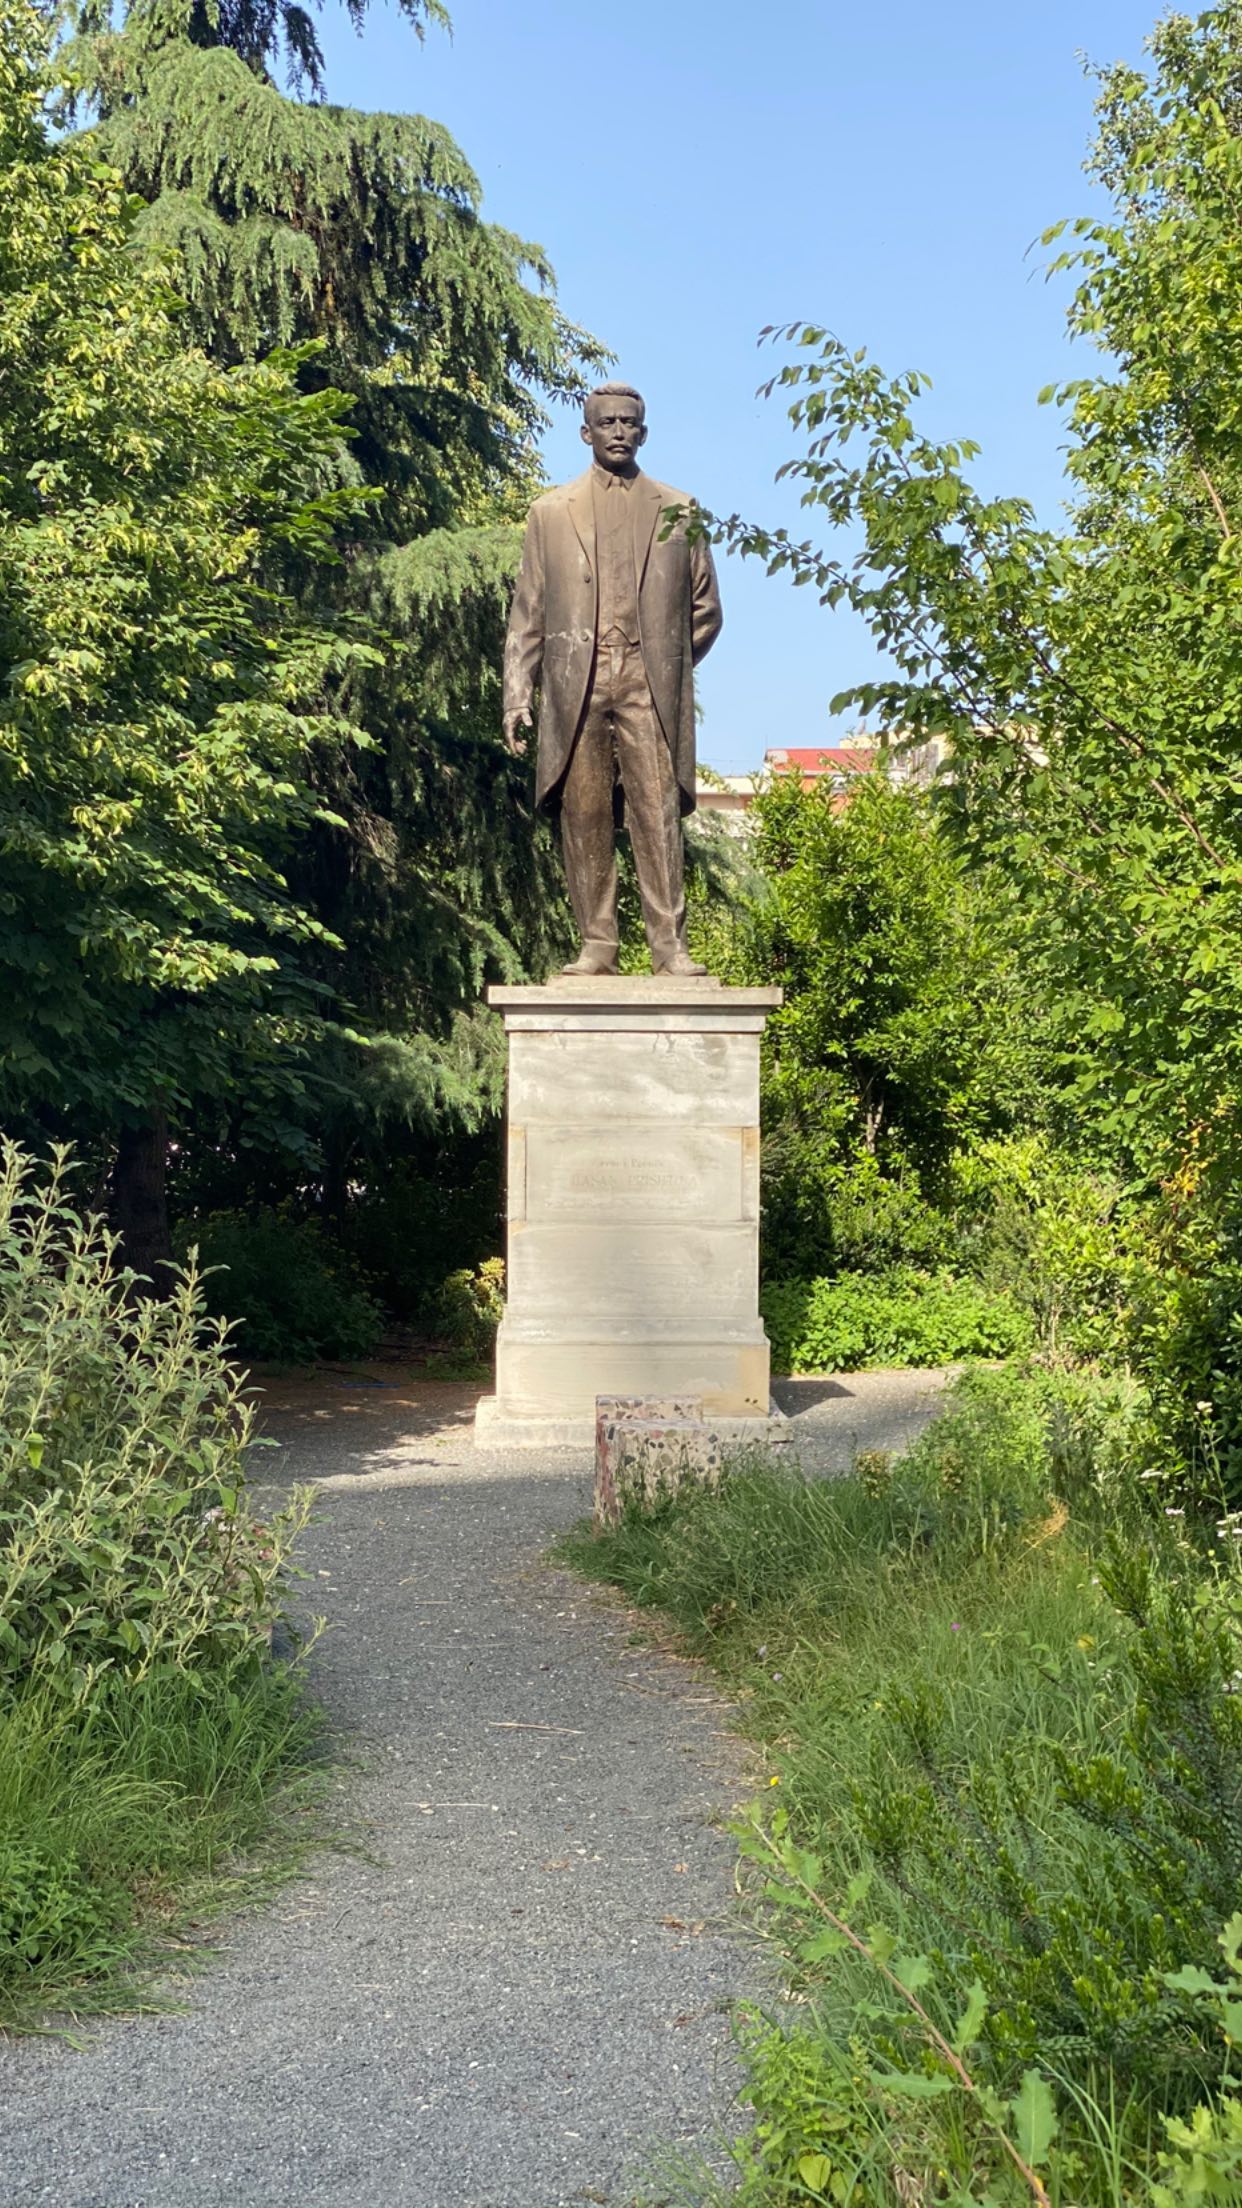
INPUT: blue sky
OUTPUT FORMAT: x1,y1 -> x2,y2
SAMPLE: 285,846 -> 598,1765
319,0 -> 1157,773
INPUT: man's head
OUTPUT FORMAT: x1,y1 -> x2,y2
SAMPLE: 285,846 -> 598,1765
581,382 -> 647,473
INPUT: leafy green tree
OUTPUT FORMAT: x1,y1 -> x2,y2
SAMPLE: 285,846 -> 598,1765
714,771 -> 1045,1276
717,5 -> 1242,1188
715,1 -> 1242,1452
0,0 -> 372,1272
56,0 -> 603,1246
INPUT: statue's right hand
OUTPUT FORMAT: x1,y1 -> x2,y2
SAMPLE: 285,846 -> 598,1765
503,705 -> 533,756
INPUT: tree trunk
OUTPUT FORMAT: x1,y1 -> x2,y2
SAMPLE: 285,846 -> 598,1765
110,1111 -> 175,1293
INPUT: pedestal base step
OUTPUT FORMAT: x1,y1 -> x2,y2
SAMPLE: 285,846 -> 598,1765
474,1392 -> 788,1452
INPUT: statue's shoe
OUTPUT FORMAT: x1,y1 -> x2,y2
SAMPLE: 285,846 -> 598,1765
652,950 -> 709,978
559,948 -> 620,977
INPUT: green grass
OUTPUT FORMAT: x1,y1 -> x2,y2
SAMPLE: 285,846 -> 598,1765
558,1368 -> 1233,2204
0,1657 -> 328,2034
559,1432 -> 1119,1924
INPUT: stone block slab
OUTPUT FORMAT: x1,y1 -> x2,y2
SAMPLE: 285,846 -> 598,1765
506,1222 -> 757,1324
595,1394 -> 705,1425
594,1407 -> 725,1528
490,1331 -> 770,1420
509,1031 -> 758,1127
475,974 -> 779,1447
490,978 -> 780,1036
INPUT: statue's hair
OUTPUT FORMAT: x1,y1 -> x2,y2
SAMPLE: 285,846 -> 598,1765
585,380 -> 646,420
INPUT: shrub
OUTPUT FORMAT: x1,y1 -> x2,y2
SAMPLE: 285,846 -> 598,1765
0,1146 -> 323,2026
953,1134 -> 1132,1361
761,1131 -> 958,1282
1126,1217 -> 1242,1506
183,1207 -> 384,1365
849,1555 -> 1242,2105
337,1144 -> 502,1322
430,1258 -> 505,1358
762,1267 -> 1032,1374
0,1148 -> 308,1701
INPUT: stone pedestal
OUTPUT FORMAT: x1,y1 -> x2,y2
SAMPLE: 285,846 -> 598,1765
474,977 -> 782,1449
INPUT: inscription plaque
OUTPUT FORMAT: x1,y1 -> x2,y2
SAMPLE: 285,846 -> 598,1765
523,1124 -> 743,1225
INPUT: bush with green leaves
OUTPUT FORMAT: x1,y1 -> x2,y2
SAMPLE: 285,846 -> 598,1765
0,1147 -> 308,1701
708,770 -> 1052,1285
334,1137 -> 503,1324
952,1135 -> 1132,1362
184,1207 -> 383,1365
429,1258 -> 505,1371
0,1144 -> 322,2024
1121,1168 -> 1242,1505
761,1267 -> 1031,1375
849,1554 -> 1242,2105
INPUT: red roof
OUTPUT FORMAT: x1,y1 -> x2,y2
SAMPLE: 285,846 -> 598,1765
765,746 -> 877,772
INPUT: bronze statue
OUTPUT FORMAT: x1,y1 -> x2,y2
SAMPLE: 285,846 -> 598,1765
503,382 -> 723,978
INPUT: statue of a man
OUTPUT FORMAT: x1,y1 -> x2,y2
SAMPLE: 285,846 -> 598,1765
502,381 -> 723,978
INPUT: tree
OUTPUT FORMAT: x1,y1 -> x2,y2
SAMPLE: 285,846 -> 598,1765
712,770 -> 1044,1275
0,0 -> 373,1273
714,6 -> 1242,1185
712,1 -> 1242,1448
55,0 -> 603,1248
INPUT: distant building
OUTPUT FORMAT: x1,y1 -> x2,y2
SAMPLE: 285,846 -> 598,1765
766,744 -> 878,809
696,735 -> 949,824
694,772 -> 759,828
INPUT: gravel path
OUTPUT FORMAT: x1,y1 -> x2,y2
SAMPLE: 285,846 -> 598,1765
2,1366 -> 950,2208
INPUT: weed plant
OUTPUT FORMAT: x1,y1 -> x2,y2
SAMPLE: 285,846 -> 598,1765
565,1367 -> 1242,2204
0,1665 -> 324,2031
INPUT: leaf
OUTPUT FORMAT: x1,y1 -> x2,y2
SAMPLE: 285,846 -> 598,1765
892,1952 -> 932,1994
801,1928 -> 849,1964
1164,1965 -> 1224,1996
798,2151 -> 832,2193
873,2068 -> 957,2099
844,1871 -> 873,1911
951,1978 -> 989,2054
764,1879 -> 815,1911
868,1925 -> 898,1967
1220,1914 -> 1242,1974
1009,2071 -> 1058,2168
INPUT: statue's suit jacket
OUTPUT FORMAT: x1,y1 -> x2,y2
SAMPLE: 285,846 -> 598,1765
503,468 -> 723,817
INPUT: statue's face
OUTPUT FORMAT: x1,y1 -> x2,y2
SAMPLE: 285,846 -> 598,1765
581,394 -> 647,473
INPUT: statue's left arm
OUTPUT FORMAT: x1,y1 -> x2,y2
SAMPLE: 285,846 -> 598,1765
689,528 -> 723,665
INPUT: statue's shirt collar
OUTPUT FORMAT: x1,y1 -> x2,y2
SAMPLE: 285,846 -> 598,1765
591,462 -> 640,492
